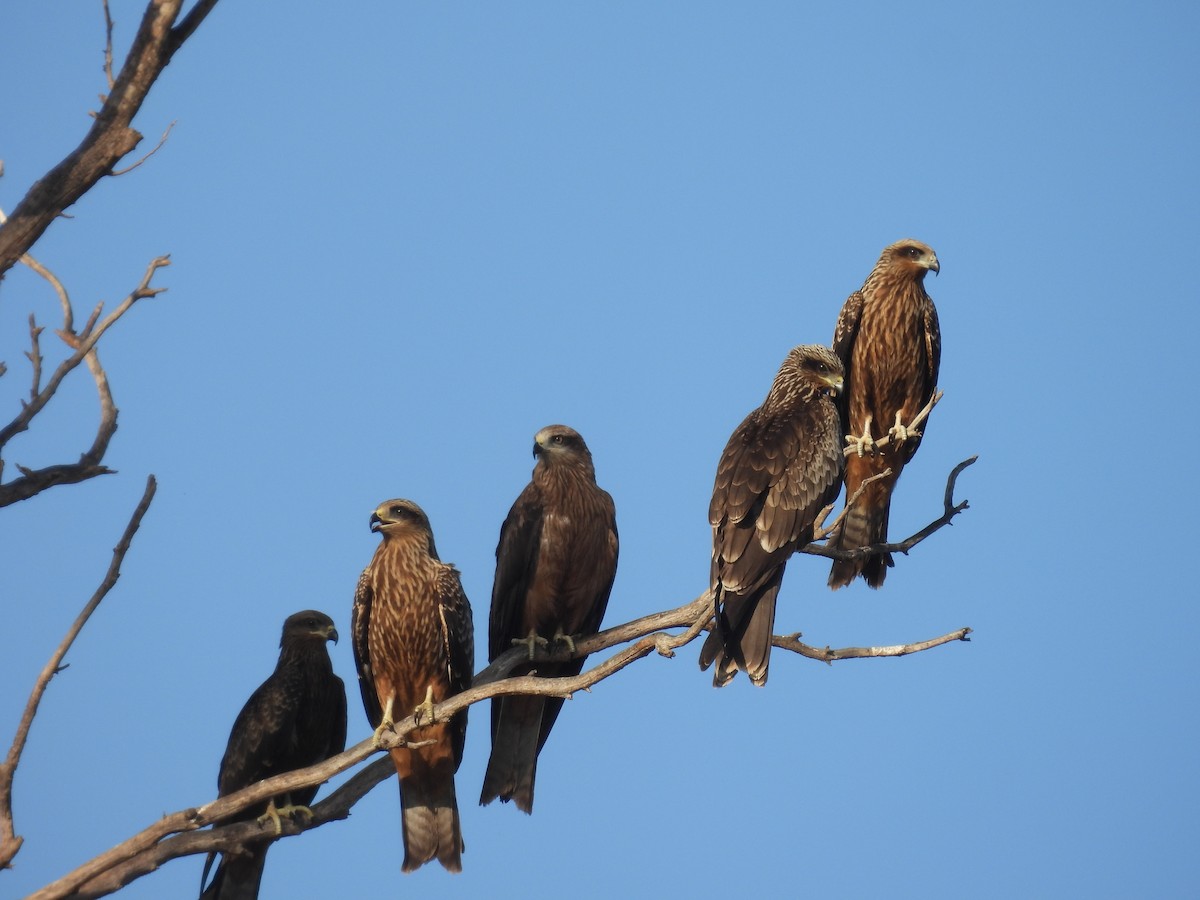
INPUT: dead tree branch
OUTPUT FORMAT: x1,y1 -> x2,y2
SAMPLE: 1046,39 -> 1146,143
805,455 -> 976,563
0,476 -> 157,871
814,467 -> 894,541
775,627 -> 973,663
111,120 -> 177,176
0,255 -> 171,506
0,0 -> 220,280
36,581 -> 970,899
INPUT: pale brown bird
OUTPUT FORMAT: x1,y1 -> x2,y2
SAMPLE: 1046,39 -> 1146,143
699,345 -> 844,687
352,499 -> 474,873
481,424 -> 618,812
827,239 -> 941,589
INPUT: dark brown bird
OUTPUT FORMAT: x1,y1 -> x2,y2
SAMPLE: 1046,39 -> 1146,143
480,424 -> 618,813
699,345 -> 844,687
200,610 -> 347,900
352,499 -> 474,873
827,239 -> 941,589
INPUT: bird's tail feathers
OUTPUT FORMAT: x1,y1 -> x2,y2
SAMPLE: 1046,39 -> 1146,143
399,771 -> 463,873
479,695 -> 542,813
828,490 -> 893,589
199,848 -> 267,900
699,573 -> 782,687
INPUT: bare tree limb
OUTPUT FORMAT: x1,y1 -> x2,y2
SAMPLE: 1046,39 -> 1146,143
24,315 -> 45,407
775,627 -> 973,663
111,120 -> 177,176
0,476 -> 157,871
101,0 -> 117,92
0,256 -> 170,507
0,0 -> 220,280
37,576 -> 971,899
804,455 -> 976,563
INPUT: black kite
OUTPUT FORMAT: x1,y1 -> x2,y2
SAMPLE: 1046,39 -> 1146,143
480,424 -> 618,812
827,239 -> 941,589
699,345 -> 844,687
352,499 -> 474,873
200,610 -> 346,900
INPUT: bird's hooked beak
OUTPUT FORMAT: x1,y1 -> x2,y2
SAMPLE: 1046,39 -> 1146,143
369,512 -> 383,532
325,625 -> 339,645
823,373 -> 844,398
929,255 -> 940,276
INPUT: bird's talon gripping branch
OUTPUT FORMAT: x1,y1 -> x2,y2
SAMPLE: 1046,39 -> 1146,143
511,629 -> 549,660
413,684 -> 437,726
267,802 -> 313,829
372,695 -> 396,748
551,627 -> 576,654
889,410 -> 919,444
845,414 -> 876,457
257,799 -> 285,836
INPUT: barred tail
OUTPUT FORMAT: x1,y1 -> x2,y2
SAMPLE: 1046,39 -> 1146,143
400,771 -> 463,873
828,491 -> 892,589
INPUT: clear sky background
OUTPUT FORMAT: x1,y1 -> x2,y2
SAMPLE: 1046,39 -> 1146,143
3,2 -> 1197,897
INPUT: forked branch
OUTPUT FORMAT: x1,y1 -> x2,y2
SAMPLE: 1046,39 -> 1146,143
36,586 -> 971,899
0,255 -> 170,507
804,455 -> 977,563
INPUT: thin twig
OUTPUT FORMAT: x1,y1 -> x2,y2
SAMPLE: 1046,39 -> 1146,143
775,627 -> 973,663
814,466 -> 893,541
110,120 -> 176,176
102,0 -> 116,91
19,252 -> 73,332
805,455 -> 977,562
0,476 -> 157,871
24,315 -> 45,403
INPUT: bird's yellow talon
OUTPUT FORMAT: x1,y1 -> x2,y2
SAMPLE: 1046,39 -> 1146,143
413,684 -> 437,726
551,628 -> 577,654
511,629 -> 549,660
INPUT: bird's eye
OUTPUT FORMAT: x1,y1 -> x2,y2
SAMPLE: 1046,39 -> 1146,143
552,435 -> 564,444
906,247 -> 922,259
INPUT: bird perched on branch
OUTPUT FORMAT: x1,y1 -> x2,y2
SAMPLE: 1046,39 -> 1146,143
481,424 -> 618,813
200,610 -> 346,900
700,345 -> 844,687
827,238 -> 942,589
352,499 -> 474,873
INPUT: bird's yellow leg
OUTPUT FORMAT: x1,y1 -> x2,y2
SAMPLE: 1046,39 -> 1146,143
413,684 -> 437,726
845,414 -> 876,457
371,695 -> 395,748
551,627 -> 577,654
888,409 -> 919,444
257,798 -> 285,836
511,628 -> 549,660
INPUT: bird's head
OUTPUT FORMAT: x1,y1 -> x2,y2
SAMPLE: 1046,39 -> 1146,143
369,498 -> 438,555
885,239 -> 940,279
780,344 -> 844,400
281,609 -> 339,647
533,424 -> 590,462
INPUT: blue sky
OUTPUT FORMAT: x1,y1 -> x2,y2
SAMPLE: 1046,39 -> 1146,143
2,1 -> 1197,897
